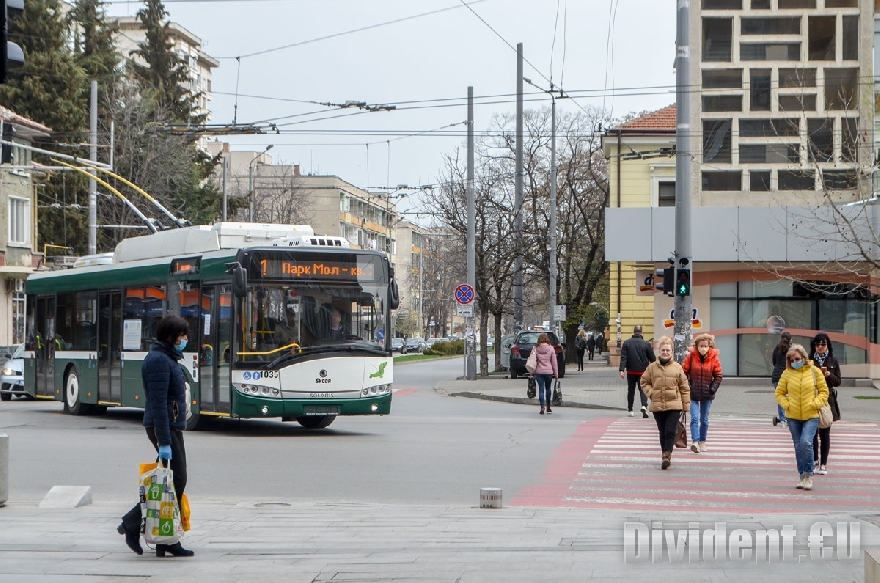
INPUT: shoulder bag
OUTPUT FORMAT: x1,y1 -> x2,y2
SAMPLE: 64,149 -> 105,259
813,367 -> 834,429
525,349 -> 538,374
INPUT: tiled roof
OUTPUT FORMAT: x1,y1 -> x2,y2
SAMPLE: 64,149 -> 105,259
0,104 -> 51,134
615,104 -> 675,132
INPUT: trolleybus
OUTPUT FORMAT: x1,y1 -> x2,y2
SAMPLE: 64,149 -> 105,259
22,222 -> 400,429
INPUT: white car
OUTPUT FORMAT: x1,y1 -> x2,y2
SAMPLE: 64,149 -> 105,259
1,343 -> 25,401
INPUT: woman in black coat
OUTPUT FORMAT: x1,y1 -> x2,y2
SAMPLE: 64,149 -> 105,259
810,332 -> 842,476
118,314 -> 195,558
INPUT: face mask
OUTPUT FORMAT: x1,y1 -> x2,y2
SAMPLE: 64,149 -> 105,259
175,339 -> 187,353
698,346 -> 709,356
791,360 -> 804,369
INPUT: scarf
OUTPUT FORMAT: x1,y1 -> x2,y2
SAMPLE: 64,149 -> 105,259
813,352 -> 827,367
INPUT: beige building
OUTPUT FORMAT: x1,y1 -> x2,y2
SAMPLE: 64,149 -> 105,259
0,106 -> 51,347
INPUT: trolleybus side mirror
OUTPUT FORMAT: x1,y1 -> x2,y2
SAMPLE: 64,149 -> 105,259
226,262 -> 247,298
389,280 -> 400,310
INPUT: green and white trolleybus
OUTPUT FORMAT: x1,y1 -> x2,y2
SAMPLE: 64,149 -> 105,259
22,222 -> 400,429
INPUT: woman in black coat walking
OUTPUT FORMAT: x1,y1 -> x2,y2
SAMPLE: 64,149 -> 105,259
810,332 -> 842,476
118,314 -> 195,558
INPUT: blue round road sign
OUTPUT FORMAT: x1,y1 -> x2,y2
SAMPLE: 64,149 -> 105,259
454,284 -> 475,305
376,328 -> 385,342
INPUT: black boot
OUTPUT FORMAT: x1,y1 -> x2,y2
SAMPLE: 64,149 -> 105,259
117,523 -> 143,555
156,542 -> 195,557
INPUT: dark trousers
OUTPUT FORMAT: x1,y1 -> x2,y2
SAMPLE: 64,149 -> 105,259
121,427 -> 188,533
813,426 -> 831,465
576,349 -> 585,370
626,373 -> 648,411
588,347 -> 595,360
653,410 -> 680,453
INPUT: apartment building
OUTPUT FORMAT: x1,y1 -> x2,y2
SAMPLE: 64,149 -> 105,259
605,0 -> 879,378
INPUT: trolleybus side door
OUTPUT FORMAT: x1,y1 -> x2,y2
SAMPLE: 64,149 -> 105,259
32,296 -> 55,398
98,291 -> 123,403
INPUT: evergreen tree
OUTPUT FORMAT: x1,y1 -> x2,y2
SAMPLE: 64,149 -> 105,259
68,0 -> 120,82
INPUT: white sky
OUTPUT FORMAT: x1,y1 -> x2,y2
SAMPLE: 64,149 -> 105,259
107,0 -> 676,206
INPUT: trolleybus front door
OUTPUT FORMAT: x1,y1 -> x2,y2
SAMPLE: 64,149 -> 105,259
32,296 -> 55,398
198,284 -> 232,414
98,291 -> 122,403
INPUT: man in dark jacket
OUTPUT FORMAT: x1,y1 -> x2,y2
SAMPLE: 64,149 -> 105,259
619,325 -> 656,418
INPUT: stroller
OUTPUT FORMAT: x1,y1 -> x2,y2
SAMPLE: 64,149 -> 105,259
526,375 -> 562,406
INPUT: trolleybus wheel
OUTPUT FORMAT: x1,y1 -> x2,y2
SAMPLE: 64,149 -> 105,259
295,415 -> 336,429
0,392 -> 11,401
63,367 -> 90,416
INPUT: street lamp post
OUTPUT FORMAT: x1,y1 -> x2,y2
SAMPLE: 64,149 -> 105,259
248,145 -> 273,222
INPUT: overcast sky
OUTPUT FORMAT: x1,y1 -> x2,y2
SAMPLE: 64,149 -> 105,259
107,0 -> 676,207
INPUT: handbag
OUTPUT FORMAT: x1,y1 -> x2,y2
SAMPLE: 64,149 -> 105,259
525,350 -> 538,374
674,412 -> 688,448
813,367 -> 833,429
527,376 -> 536,399
552,380 -> 562,406
139,461 -> 183,545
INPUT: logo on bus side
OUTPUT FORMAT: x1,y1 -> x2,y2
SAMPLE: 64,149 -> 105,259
315,369 -> 331,384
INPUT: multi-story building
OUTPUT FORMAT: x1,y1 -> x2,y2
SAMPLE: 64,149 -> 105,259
0,106 -> 51,346
605,0 -> 879,379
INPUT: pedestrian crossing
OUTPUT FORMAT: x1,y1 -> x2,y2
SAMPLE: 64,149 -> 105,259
512,416 -> 880,513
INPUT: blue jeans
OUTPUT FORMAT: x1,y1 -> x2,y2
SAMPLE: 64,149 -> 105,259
690,400 -> 712,442
536,374 -> 553,406
787,417 -> 819,477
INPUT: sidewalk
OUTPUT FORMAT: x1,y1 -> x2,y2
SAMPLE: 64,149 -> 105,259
435,359 -> 880,423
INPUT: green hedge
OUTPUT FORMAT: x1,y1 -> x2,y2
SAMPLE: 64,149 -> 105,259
423,339 -> 464,355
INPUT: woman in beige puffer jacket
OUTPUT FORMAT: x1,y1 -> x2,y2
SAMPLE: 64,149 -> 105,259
640,336 -> 690,470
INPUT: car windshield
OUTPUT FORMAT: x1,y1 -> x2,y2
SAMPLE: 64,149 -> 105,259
517,332 -> 556,345
11,343 -> 23,359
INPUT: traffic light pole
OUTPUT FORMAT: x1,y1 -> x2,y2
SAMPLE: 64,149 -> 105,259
673,0 -> 693,363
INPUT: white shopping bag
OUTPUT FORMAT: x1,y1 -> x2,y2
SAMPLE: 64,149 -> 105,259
139,462 -> 183,545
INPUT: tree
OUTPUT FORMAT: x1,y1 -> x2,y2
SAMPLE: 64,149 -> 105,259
68,0 -> 120,82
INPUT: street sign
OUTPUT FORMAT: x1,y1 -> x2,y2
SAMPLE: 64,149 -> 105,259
454,283 -> 475,305
554,304 -> 567,322
456,304 -> 474,317
375,328 -> 385,342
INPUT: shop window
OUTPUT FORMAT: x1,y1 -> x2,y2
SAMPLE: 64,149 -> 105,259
777,170 -> 814,190
778,68 -> 816,88
778,94 -> 816,111
808,16 -> 836,61
749,170 -> 771,191
807,119 -> 833,162
841,117 -> 858,163
777,0 -> 815,7
703,95 -> 742,112
658,181 -> 676,207
740,144 -> 799,164
702,69 -> 742,89
740,118 -> 799,137
825,68 -> 858,110
702,171 -> 741,191
741,17 -> 800,35
821,170 -> 858,190
842,16 -> 858,61
750,69 -> 771,111
703,0 -> 741,8
741,43 -> 800,61
703,18 -> 732,62
703,119 -> 732,163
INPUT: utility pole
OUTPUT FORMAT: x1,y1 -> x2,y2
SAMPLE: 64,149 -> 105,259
466,86 -> 476,380
88,81 -> 97,254
549,89 -> 558,337
673,0 -> 693,362
513,43 -> 524,333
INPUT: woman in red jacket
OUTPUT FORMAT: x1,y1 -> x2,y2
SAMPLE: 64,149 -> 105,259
682,333 -> 723,453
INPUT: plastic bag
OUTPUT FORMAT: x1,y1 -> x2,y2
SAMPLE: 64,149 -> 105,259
139,462 -> 183,545
527,376 -> 536,399
552,380 -> 562,407
180,493 -> 191,532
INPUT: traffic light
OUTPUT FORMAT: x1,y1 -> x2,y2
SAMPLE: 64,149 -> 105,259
676,268 -> 691,297
1,0 -> 24,84
655,266 -> 674,297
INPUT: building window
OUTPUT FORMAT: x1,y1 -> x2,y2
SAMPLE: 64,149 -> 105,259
807,119 -> 833,162
658,181 -> 675,207
702,171 -> 742,191
702,69 -> 742,89
741,17 -> 800,35
750,69 -> 771,111
703,0 -> 742,8
739,118 -> 799,137
749,171 -> 771,191
750,0 -> 770,7
825,68 -> 858,110
741,43 -> 800,61
777,170 -> 814,190
702,95 -> 742,112
841,117 -> 858,163
8,196 -> 29,244
12,281 -> 24,343
842,16 -> 858,61
778,94 -> 816,111
702,18 -> 732,62
821,170 -> 858,190
739,144 -> 799,164
825,0 -> 857,7
777,0 -> 815,8
703,119 -> 732,163
808,16 -> 836,61
778,67 -> 816,88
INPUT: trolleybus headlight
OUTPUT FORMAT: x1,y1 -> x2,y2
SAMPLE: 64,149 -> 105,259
272,388 -> 280,396
371,404 -> 379,412
362,388 -> 369,397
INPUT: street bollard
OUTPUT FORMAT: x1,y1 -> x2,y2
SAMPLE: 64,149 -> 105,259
0,434 -> 7,507
479,487 -> 502,509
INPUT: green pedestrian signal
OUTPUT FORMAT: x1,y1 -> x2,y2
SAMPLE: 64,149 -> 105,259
676,269 -> 691,297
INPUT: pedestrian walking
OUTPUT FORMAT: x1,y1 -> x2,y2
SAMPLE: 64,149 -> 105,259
118,314 -> 195,557
618,325 -> 656,418
596,333 -> 605,355
586,334 -> 596,361
575,329 -> 587,371
810,333 -> 842,476
640,336 -> 690,470
682,333 -> 722,454
533,332 -> 559,415
771,331 -> 792,427
775,343 -> 829,491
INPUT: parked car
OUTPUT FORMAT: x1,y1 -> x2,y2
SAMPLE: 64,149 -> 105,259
405,337 -> 426,353
509,331 -> 565,379
1,343 -> 25,401
425,337 -> 445,349
391,338 -> 406,353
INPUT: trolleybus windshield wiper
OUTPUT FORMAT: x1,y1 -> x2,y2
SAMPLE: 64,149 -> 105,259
266,343 -> 388,369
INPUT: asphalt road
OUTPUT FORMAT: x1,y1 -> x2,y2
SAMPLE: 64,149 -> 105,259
0,357 -> 601,507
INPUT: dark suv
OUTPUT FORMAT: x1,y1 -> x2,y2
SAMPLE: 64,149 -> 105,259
509,330 -> 565,379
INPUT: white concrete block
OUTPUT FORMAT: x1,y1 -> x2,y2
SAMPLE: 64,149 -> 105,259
0,434 -> 7,507
38,486 -> 93,508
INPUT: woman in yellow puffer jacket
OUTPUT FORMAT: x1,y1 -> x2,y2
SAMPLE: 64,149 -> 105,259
775,343 -> 828,492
